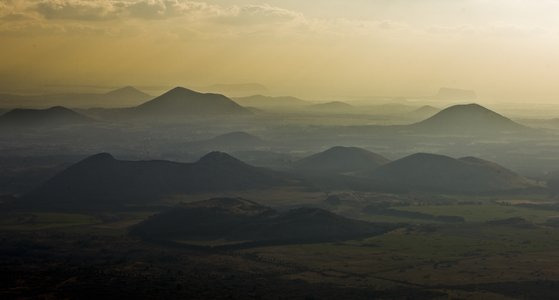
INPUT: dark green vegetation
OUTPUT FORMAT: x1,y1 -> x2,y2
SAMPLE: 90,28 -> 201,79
132,198 -> 395,247
3,193 -> 559,299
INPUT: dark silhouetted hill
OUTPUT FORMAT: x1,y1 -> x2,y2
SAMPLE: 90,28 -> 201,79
411,103 -> 527,134
131,197 -> 395,246
132,87 -> 250,117
0,106 -> 93,128
369,153 -> 534,192
295,146 -> 390,174
24,152 -> 290,209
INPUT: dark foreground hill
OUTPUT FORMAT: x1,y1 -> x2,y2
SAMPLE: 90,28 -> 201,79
131,197 -> 395,247
0,106 -> 93,128
295,146 -> 390,174
369,153 -> 535,193
24,152 -> 291,209
411,103 -> 527,134
132,87 -> 251,117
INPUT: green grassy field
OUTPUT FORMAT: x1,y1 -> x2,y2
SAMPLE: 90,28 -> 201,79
394,203 -> 559,223
0,212 -> 99,230
3,196 -> 559,299
242,223 -> 559,297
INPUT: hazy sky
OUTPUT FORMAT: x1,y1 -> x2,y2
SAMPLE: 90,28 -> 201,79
2,0 -> 559,100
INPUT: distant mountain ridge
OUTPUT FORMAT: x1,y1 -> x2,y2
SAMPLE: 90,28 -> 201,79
309,101 -> 354,112
295,146 -> 390,174
369,153 -> 534,192
132,87 -> 251,117
0,86 -> 151,108
104,86 -> 151,101
412,105 -> 440,118
205,83 -> 268,96
233,95 -> 309,108
0,106 -> 93,128
411,103 -> 527,134
24,151 -> 290,209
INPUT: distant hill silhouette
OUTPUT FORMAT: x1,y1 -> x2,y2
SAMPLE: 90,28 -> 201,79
411,103 -> 527,134
205,83 -> 268,96
295,146 -> 390,174
230,150 -> 294,169
103,86 -> 152,103
369,153 -> 534,192
0,86 -> 151,108
0,106 -> 93,128
435,87 -> 477,100
132,87 -> 251,117
310,101 -> 354,112
25,152 -> 290,209
233,95 -> 309,108
412,105 -> 440,118
131,197 -> 395,247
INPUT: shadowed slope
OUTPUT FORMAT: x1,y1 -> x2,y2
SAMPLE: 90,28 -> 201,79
412,103 -> 527,134
25,152 -> 290,208
0,106 -> 93,127
295,146 -> 390,174
370,153 -> 534,192
133,87 -> 250,116
131,197 -> 395,246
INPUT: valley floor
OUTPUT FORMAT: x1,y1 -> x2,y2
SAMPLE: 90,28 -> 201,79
3,194 -> 559,299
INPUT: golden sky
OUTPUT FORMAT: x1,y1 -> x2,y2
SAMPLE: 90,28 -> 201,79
2,0 -> 559,100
